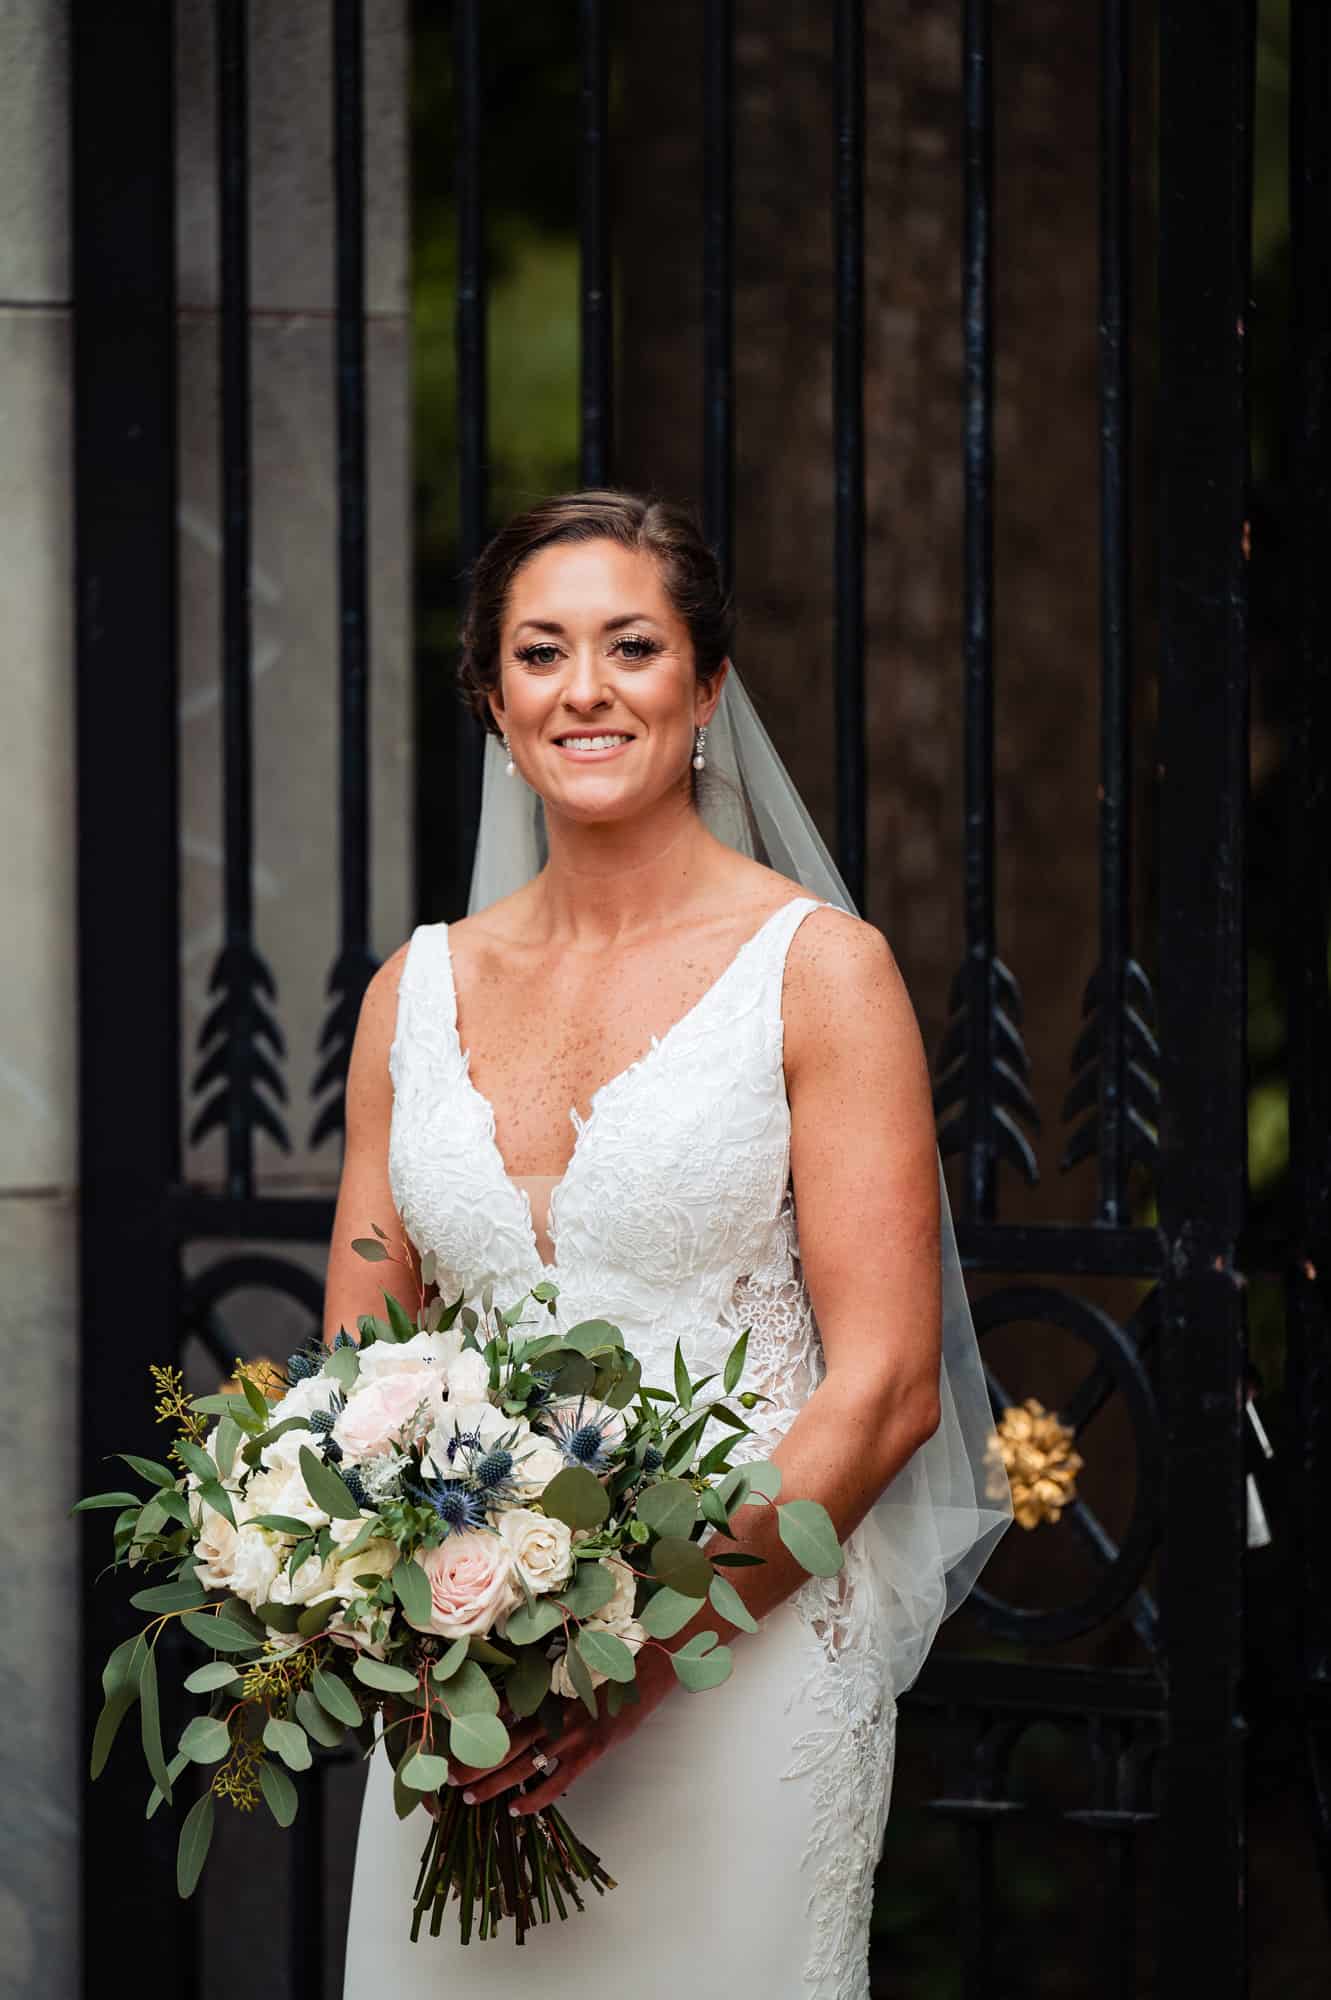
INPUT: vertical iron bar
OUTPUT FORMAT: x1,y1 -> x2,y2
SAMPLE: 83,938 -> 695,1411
701,0 -> 734,584
72,1 -> 190,1988
334,0 -> 370,961
218,0 -> 256,1195
1155,0 -> 1254,1987
960,0 -> 997,1221
312,0 -> 377,1149
833,0 -> 866,911
453,0 -> 486,863
1095,0 -> 1134,1222
1287,0 -> 1331,1915
578,0 -> 613,486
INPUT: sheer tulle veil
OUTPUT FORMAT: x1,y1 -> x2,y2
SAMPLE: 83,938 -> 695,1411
466,667 -> 1014,1699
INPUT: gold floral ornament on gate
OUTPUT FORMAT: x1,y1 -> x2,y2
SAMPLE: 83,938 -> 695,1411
993,1397 -> 1084,1529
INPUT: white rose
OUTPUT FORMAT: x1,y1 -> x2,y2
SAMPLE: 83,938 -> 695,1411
193,1508 -> 239,1590
550,1618 -> 646,1698
422,1399 -> 513,1478
268,1373 -> 342,1427
240,1464 -> 328,1531
357,1327 -> 463,1383
511,1433 -> 567,1497
445,1347 -> 491,1403
496,1508 -> 574,1597
595,1554 -> 639,1631
265,1549 -> 335,1608
224,1525 -> 284,1609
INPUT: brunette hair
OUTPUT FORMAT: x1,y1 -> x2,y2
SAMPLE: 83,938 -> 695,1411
458,488 -> 735,737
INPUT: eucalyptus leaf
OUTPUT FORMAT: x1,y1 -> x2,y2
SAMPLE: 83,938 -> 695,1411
351,1236 -> 390,1261
101,1631 -> 149,1702
505,1649 -> 551,1718
312,1666 -> 363,1727
184,1661 -> 242,1695
352,1657 -> 418,1694
401,1749 -> 451,1792
255,1599 -> 301,1633
263,1717 -> 313,1772
295,1689 -> 344,1748
650,1535 -> 713,1598
551,1353 -> 596,1398
323,1342 -> 360,1390
434,1661 -> 500,1717
638,1585 -> 701,1640
539,1465 -> 609,1531
145,1750 -> 190,1820
90,1687 -> 137,1779
139,1646 -> 172,1803
241,1374 -> 271,1424
448,1711 -> 511,1770
776,1498 -> 844,1578
259,1758 -> 299,1827
556,1562 -> 616,1618
298,1445 -> 362,1522
430,1636 -> 469,1681
635,1478 -> 698,1541
708,1572 -> 759,1632
297,1596 -> 340,1639
179,1608 -> 263,1655
466,1636 -> 514,1667
576,1626 -> 637,1683
562,1639 -> 599,1719
562,1318 -> 624,1356
179,1716 -> 232,1765
245,1513 -> 311,1536
176,1790 -> 215,1899
392,1558 -> 432,1628
173,1439 -> 217,1485
670,1641 -> 734,1692
501,1598 -> 564,1646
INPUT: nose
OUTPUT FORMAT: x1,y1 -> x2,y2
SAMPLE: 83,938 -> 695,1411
559,644 -> 613,713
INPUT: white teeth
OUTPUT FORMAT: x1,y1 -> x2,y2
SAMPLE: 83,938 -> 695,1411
558,734 -> 631,750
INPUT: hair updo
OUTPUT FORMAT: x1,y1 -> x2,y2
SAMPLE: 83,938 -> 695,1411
458,488 -> 735,739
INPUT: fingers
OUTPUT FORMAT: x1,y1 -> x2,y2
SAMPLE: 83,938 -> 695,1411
510,1751 -> 578,1817
463,1744 -> 555,1805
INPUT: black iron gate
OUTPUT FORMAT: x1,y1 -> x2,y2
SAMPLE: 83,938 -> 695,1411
73,3 -> 1329,1997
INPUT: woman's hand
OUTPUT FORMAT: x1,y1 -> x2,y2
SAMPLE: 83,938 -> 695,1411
444,1643 -> 680,1818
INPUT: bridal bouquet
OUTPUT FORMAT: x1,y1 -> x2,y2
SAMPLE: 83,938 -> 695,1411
77,1232 -> 843,1944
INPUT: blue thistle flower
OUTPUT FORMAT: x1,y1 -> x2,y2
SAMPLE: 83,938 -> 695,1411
286,1349 -> 321,1384
642,1444 -> 664,1473
541,1397 -> 623,1475
473,1448 -> 514,1491
340,1465 -> 369,1508
416,1477 -> 486,1535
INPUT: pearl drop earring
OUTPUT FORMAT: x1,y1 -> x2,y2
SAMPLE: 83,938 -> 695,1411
692,724 -> 708,772
503,733 -> 515,777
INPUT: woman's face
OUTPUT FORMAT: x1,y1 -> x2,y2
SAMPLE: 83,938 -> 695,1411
489,538 -> 726,825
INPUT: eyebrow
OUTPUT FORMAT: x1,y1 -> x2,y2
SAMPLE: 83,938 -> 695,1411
511,613 -> 664,636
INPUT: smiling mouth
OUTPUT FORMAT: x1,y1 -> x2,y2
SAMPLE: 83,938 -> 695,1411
552,732 -> 635,752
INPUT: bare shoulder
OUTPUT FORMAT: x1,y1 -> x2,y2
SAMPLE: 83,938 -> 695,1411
352,938 -> 413,1061
782,905 -> 923,1073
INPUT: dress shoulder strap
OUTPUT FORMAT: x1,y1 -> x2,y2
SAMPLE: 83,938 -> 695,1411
389,920 -> 459,1092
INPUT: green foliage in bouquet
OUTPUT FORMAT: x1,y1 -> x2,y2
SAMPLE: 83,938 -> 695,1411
75,1233 -> 843,1942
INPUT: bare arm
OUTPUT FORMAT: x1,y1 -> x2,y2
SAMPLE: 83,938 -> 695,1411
321,944 -> 424,1348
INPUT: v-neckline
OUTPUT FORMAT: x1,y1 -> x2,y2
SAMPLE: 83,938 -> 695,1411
438,895 -> 817,1274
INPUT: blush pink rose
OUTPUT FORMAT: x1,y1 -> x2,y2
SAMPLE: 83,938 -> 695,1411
332,1367 -> 444,1462
409,1531 -> 518,1641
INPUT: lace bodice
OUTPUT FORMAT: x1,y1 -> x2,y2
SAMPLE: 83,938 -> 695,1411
384,893 -> 896,1999
387,896 -> 837,1462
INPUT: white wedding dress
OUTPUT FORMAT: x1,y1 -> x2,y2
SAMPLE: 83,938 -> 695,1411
342,895 -> 897,2000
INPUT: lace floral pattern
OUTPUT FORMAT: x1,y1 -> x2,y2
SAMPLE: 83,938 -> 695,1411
387,897 -> 895,1996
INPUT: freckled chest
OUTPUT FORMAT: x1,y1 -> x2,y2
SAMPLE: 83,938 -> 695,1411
449,934 -> 746,1177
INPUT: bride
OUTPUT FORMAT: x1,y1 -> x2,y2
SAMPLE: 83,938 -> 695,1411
330,489 -> 1010,1998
